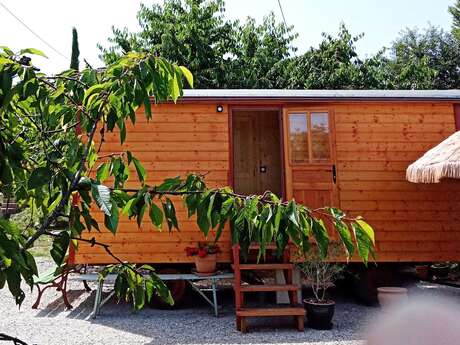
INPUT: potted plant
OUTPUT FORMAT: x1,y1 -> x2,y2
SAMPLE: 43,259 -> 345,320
415,264 -> 430,281
430,262 -> 450,279
297,250 -> 345,330
186,242 -> 219,275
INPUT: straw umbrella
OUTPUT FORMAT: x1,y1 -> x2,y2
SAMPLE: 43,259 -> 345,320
407,131 -> 460,183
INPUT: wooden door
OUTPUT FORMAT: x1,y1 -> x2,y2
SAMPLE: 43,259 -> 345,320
233,110 -> 282,196
282,108 -> 338,210
233,113 -> 257,195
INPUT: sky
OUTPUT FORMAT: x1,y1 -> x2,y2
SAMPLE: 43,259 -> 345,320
0,0 -> 455,74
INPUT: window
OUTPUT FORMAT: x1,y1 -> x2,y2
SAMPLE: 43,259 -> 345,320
288,111 -> 331,163
289,113 -> 309,162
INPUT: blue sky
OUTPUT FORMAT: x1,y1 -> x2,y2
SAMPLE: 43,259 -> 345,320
0,0 -> 455,74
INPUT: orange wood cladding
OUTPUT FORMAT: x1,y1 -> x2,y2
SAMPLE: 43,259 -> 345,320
73,101 -> 460,264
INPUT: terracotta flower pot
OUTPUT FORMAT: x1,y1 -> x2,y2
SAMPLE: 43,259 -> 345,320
194,253 -> 217,273
377,287 -> 408,310
415,265 -> 430,281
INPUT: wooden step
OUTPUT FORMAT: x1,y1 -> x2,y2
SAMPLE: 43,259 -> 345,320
240,284 -> 299,292
238,263 -> 293,270
237,306 -> 305,317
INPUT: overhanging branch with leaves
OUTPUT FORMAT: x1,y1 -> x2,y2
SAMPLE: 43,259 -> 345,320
0,46 -> 375,310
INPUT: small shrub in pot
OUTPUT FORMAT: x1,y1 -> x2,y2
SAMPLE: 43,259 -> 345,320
297,248 -> 345,330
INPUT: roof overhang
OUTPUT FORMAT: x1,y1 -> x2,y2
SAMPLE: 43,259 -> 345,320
170,89 -> 460,103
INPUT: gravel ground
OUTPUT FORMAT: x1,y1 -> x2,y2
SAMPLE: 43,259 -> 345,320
1,259 -> 459,345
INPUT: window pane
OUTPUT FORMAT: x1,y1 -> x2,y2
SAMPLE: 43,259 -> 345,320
311,112 -> 330,160
289,113 -> 309,162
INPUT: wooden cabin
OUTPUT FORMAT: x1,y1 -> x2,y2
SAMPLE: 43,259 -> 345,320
71,89 -> 460,266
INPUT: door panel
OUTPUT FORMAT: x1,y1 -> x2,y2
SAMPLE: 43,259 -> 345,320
233,113 -> 256,195
258,112 -> 282,196
233,110 -> 282,196
283,108 -> 338,238
283,108 -> 338,208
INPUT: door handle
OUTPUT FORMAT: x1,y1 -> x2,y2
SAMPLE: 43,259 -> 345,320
332,164 -> 337,184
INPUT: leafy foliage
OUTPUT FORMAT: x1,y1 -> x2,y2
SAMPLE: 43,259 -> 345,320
386,26 -> 460,89
449,0 -> 460,41
100,264 -> 173,310
70,27 -> 80,71
100,0 -> 460,90
0,45 -> 374,310
99,0 -> 296,89
0,46 -> 192,306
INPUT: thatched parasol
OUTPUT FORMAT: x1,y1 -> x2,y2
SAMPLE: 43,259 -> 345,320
407,131 -> 460,183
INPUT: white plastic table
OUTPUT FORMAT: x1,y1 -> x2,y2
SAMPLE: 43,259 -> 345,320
72,272 -> 234,318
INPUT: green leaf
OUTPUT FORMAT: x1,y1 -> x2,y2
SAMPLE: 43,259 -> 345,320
334,220 -> 354,259
287,201 -> 299,226
28,167 -> 52,189
133,285 -> 145,310
162,198 -> 178,231
47,194 -> 62,213
132,157 -> 147,183
137,203 -> 146,227
5,268 -> 25,306
179,66 -> 193,88
122,198 -> 136,216
311,219 -> 329,259
352,221 -> 375,265
0,271 -> 6,289
145,277 -> 154,302
50,232 -> 70,266
91,183 -> 112,216
197,200 -> 210,236
104,200 -> 119,234
143,97 -> 152,120
114,274 -> 128,300
19,48 -> 47,57
149,203 -> 163,230
356,220 -> 375,245
96,162 -> 110,182
24,250 -> 38,276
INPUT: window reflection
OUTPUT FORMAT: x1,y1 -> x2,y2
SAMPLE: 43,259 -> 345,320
289,113 -> 309,163
311,112 -> 330,160
288,111 -> 330,163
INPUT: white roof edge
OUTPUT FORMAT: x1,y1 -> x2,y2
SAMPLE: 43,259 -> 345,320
181,89 -> 460,100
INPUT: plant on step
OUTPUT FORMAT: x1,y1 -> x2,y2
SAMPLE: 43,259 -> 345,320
0,46 -> 375,312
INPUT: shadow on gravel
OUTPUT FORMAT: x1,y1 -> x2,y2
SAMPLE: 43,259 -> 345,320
35,289 -> 88,318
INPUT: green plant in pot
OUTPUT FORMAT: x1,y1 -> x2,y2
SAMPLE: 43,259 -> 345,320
297,248 -> 345,330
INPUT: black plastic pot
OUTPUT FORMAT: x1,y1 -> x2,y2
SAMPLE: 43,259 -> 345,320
430,264 -> 450,279
303,299 -> 335,330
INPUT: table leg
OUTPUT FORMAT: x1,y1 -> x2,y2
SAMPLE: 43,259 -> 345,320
211,279 -> 218,317
188,281 -> 218,317
91,280 -> 103,319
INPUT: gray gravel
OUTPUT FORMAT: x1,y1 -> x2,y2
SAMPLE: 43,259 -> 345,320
1,259 -> 459,345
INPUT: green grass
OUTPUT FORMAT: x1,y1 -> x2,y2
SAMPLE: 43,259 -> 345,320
8,208 -> 52,259
29,236 -> 52,258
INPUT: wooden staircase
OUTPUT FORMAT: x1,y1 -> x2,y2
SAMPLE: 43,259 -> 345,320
232,244 -> 305,333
